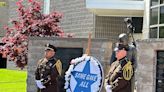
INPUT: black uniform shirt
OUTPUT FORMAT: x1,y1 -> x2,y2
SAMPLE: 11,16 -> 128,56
35,56 -> 59,86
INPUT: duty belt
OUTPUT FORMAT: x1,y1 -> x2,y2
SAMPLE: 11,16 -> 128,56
110,77 -> 123,90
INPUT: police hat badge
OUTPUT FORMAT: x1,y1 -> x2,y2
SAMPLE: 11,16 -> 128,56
45,43 -> 57,52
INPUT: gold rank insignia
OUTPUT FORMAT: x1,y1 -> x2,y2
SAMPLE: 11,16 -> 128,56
54,60 -> 62,76
122,61 -> 133,80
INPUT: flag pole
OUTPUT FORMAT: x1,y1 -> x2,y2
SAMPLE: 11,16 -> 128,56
85,32 -> 91,56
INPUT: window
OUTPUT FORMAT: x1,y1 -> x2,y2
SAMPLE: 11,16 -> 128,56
150,0 -> 164,38
150,27 -> 158,38
159,27 -> 164,38
150,8 -> 158,25
160,0 -> 164,4
43,0 -> 50,14
132,17 -> 143,33
156,51 -> 164,92
160,6 -> 164,24
151,0 -> 159,6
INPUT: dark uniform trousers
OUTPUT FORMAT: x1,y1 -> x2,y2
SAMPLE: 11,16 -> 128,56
40,84 -> 59,92
35,57 -> 60,92
112,79 -> 131,92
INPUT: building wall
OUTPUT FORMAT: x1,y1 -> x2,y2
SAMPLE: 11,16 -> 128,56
142,0 -> 150,39
136,39 -> 164,92
27,37 -> 113,92
50,0 -> 130,41
0,0 -> 8,41
51,0 -> 95,38
8,0 -> 17,19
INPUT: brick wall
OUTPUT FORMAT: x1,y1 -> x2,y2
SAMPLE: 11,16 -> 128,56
0,0 -> 8,38
50,0 -> 95,38
27,37 -> 113,92
8,0 -> 17,19
136,39 -> 164,92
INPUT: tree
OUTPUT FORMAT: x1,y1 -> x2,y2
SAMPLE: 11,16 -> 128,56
0,0 -> 66,69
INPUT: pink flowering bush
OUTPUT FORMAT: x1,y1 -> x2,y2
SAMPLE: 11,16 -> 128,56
0,0 -> 66,69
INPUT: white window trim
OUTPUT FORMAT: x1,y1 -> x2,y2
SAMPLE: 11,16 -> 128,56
43,0 -> 50,15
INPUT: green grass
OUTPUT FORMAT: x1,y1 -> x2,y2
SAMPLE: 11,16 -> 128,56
0,69 -> 27,92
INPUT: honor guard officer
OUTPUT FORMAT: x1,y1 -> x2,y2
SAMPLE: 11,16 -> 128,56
105,33 -> 137,92
110,33 -> 137,69
35,44 -> 62,92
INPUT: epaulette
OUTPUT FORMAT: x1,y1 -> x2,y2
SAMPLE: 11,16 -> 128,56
37,58 -> 47,66
53,60 -> 62,76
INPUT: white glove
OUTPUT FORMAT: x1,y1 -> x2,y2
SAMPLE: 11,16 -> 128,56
105,85 -> 112,92
35,80 -> 46,89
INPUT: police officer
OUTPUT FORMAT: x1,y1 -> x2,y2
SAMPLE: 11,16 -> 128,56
35,44 -> 62,92
105,33 -> 137,92
110,33 -> 137,68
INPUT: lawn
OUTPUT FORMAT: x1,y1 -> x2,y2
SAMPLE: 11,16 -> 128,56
0,69 -> 27,92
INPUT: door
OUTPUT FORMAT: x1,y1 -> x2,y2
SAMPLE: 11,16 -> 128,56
156,51 -> 164,92
0,54 -> 7,68
55,47 -> 83,92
